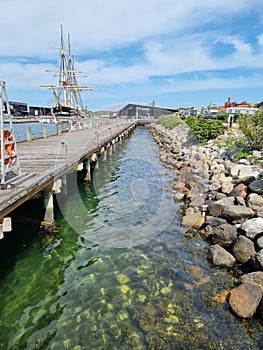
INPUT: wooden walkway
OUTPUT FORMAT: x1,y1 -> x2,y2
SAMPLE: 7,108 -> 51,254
0,122 -> 134,220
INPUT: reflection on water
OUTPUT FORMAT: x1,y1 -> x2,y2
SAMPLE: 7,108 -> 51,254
0,128 -> 262,349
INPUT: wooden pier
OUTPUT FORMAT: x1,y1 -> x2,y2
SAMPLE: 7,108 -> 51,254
0,122 -> 135,235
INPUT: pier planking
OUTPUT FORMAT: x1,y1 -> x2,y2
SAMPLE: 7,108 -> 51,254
0,122 -> 134,219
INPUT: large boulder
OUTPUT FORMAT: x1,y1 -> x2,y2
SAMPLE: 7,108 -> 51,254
239,167 -> 259,179
240,272 -> 263,292
230,165 -> 259,179
228,184 -> 247,199
207,244 -> 236,268
207,197 -> 234,217
229,283 -> 262,318
210,224 -> 238,247
239,217 -> 263,240
231,236 -> 256,263
246,193 -> 263,211
221,206 -> 255,222
248,180 -> 263,195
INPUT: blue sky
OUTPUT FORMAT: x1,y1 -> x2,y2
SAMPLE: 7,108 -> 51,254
1,0 -> 263,111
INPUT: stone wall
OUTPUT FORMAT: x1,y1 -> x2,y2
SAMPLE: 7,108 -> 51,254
151,123 -> 263,320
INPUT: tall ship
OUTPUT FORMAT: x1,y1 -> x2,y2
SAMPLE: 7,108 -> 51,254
42,25 -> 92,119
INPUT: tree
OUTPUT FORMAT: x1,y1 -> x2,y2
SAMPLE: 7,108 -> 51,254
238,111 -> 263,151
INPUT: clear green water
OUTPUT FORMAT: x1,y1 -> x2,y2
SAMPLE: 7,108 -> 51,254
0,127 -> 262,350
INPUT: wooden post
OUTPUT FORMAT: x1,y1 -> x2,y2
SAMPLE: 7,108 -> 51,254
77,162 -> 84,171
62,174 -> 68,195
41,125 -> 47,138
0,217 -> 12,239
43,189 -> 55,226
85,159 -> 91,182
229,115 -> 234,128
26,126 -> 32,141
57,123 -> 62,135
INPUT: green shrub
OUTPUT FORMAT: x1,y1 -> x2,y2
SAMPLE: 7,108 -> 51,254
222,136 -> 246,149
157,114 -> 182,129
185,118 -> 224,145
217,111 -> 228,122
234,149 -> 263,164
238,111 -> 263,150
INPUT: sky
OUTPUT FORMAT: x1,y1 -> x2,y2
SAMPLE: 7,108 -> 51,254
1,0 -> 263,111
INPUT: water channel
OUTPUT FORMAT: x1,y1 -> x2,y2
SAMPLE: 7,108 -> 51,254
0,127 -> 262,349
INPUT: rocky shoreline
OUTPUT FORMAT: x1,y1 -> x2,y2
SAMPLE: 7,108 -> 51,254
150,122 -> 263,320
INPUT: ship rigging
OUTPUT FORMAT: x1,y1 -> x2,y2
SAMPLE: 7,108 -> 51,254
42,25 -> 92,118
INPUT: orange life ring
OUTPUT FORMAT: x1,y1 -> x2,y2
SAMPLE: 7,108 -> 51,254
0,130 -> 16,166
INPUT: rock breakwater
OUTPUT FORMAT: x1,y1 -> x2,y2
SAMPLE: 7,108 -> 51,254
151,123 -> 263,320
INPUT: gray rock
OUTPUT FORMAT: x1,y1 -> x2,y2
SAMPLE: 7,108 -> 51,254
215,192 -> 227,200
246,193 -> 263,211
221,181 -> 234,195
230,165 -> 258,178
239,167 -> 259,179
211,224 -> 238,247
200,225 -> 213,238
248,180 -> 263,195
221,206 -> 255,222
250,249 -> 263,271
208,197 -> 235,217
229,283 -> 262,318
254,250 -> 263,270
207,244 -> 236,267
189,196 -> 205,207
238,159 -> 251,166
256,208 -> 263,218
230,164 -> 244,177
236,196 -> 246,206
204,217 -> 227,227
257,236 -> 263,249
231,236 -> 256,263
240,272 -> 263,292
234,176 -> 256,186
239,218 -> 263,240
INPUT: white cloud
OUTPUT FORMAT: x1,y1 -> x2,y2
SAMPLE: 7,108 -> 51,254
1,0 -> 263,108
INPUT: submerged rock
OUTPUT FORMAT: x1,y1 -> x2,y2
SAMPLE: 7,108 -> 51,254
181,208 -> 205,230
229,283 -> 262,318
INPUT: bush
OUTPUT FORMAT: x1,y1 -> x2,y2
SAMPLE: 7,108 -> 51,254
238,111 -> 263,151
186,117 -> 224,145
217,111 -> 228,122
157,114 -> 182,129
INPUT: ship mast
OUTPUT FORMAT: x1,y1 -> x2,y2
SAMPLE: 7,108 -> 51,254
42,24 -> 92,116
